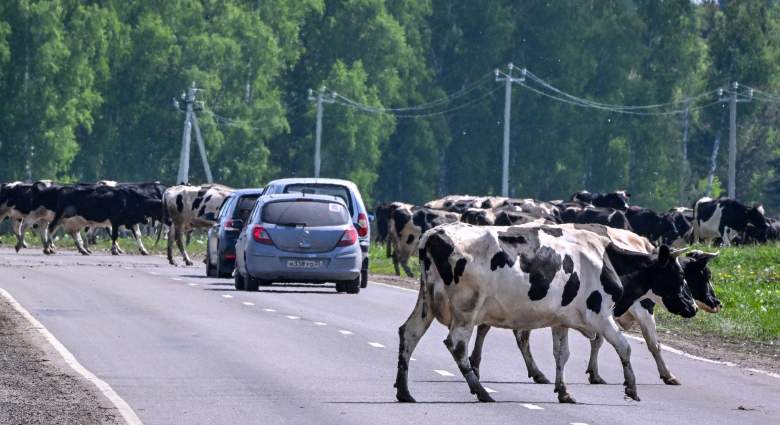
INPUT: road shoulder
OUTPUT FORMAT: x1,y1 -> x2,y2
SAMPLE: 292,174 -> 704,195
0,290 -> 122,425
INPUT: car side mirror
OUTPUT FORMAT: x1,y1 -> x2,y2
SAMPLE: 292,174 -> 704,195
204,212 -> 216,221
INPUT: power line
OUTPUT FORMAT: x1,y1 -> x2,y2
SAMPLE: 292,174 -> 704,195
334,86 -> 502,118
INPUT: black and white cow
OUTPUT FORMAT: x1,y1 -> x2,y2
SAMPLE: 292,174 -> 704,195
571,190 -> 631,210
693,197 -> 769,246
160,184 -> 233,265
0,181 -> 57,252
424,195 -> 498,214
467,225 -> 721,388
395,222 -> 696,404
626,206 -> 679,245
387,206 -> 460,277
48,184 -> 163,255
560,206 -> 633,230
662,207 -> 694,246
461,206 -> 551,227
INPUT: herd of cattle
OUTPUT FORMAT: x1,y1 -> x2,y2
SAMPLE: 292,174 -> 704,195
0,180 -> 233,266
381,191 -> 770,403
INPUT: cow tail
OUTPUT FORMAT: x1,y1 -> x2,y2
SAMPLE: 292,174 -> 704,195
154,192 -> 169,248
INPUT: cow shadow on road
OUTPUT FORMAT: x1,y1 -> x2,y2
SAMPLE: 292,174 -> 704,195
327,400 -> 638,407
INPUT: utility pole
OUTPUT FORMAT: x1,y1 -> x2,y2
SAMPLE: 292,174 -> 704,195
308,87 -> 336,178
718,82 -> 752,199
174,82 -> 213,184
495,63 -> 525,197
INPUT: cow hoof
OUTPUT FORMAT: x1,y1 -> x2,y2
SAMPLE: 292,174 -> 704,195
14,243 -> 22,253
662,376 -> 681,386
111,250 -> 120,256
476,392 -> 495,403
140,250 -> 149,256
531,374 -> 551,384
396,392 -> 416,403
22,241 -> 29,249
558,393 -> 577,404
185,260 -> 194,266
625,388 -> 640,402
588,375 -> 607,385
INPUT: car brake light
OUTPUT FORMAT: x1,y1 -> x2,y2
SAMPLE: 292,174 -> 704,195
252,225 -> 273,245
356,213 -> 369,237
338,227 -> 358,246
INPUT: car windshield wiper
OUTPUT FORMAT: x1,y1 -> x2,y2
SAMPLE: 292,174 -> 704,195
275,222 -> 307,227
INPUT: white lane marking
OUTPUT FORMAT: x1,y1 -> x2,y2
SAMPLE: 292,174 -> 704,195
149,271 -> 159,275
222,294 -> 233,299
624,334 -> 779,380
368,342 -> 384,348
242,302 -> 255,306
410,357 -> 417,361
484,386 -> 497,393
187,283 -> 199,287
521,403 -> 544,410
170,278 -> 182,282
286,315 -> 300,320
0,288 -> 143,425
571,423 -> 589,425
262,308 -> 276,312
122,267 -> 132,270
433,369 -> 454,377
338,330 -> 353,335
368,281 -> 417,293
313,322 -> 327,326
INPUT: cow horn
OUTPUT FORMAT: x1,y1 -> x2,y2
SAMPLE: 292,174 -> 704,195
670,247 -> 689,257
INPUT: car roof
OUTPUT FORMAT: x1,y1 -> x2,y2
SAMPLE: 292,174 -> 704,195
266,178 -> 358,190
261,193 -> 347,205
230,188 -> 265,196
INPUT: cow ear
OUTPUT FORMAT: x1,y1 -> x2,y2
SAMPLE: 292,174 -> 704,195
657,245 -> 672,267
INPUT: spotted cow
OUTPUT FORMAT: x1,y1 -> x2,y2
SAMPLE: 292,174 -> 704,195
571,190 -> 631,210
468,224 -> 720,388
560,205 -> 633,230
395,222 -> 696,404
693,197 -> 768,246
387,205 -> 459,277
0,181 -> 57,253
160,184 -> 233,265
625,206 -> 679,245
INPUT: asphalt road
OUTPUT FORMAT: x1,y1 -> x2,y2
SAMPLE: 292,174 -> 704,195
0,248 -> 777,425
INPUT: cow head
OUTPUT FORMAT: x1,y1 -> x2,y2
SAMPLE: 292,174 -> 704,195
610,244 -> 697,318
597,192 -> 630,211
656,214 -> 680,246
681,251 -> 721,313
747,203 -> 769,229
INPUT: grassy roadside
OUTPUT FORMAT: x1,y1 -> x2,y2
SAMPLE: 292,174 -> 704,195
656,243 -> 780,344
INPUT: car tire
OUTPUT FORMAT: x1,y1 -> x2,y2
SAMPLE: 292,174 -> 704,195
206,251 -> 217,277
335,281 -> 347,293
217,257 -> 232,278
234,270 -> 245,291
360,259 -> 369,288
346,277 -> 360,294
245,275 -> 260,292
258,279 -> 272,287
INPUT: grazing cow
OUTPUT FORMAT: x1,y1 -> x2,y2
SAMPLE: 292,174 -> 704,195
502,198 -> 560,220
161,184 -> 233,265
560,206 -> 633,230
375,202 -> 414,260
468,225 -> 721,387
571,190 -> 631,210
395,222 -> 695,403
48,184 -> 163,255
662,207 -> 694,246
626,206 -> 679,245
387,206 -> 459,277
461,207 -> 550,227
425,195 -> 489,214
693,197 -> 768,246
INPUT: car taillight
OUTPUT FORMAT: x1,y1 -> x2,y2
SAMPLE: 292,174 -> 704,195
356,213 -> 369,237
338,227 -> 358,246
252,225 -> 273,245
224,219 -> 239,231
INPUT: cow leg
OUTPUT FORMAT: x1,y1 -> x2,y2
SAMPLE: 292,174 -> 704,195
444,324 -> 494,402
71,231 -> 90,255
552,327 -> 575,403
166,225 -> 177,265
600,318 -> 639,401
132,224 -> 149,255
515,329 -> 550,384
634,309 -> 679,385
392,251 -> 401,276
14,219 -> 27,252
110,225 -> 121,255
175,227 -> 193,266
400,260 -> 414,278
469,325 -> 491,379
585,334 -> 607,384
395,286 -> 434,403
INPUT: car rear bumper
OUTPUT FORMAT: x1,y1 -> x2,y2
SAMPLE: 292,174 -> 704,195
246,249 -> 361,282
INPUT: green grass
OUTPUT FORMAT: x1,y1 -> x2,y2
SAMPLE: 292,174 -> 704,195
368,243 -> 419,275
0,231 -> 208,257
656,243 -> 780,343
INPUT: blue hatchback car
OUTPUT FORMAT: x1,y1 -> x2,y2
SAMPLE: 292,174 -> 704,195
234,193 -> 363,293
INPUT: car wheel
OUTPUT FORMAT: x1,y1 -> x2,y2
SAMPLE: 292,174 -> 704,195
360,259 -> 369,288
217,257 -> 233,278
206,251 -> 217,277
346,277 -> 360,294
335,281 -> 347,293
245,275 -> 260,292
234,270 -> 245,291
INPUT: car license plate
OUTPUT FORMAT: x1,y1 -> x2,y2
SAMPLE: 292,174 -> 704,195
287,259 -> 322,269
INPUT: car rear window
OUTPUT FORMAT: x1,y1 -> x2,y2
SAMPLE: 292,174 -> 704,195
283,184 -> 353,215
233,195 -> 259,221
262,200 -> 350,227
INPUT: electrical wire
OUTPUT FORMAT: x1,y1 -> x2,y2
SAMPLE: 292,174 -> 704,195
334,86 -> 503,119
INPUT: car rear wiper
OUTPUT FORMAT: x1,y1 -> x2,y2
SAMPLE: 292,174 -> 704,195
276,222 -> 307,227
